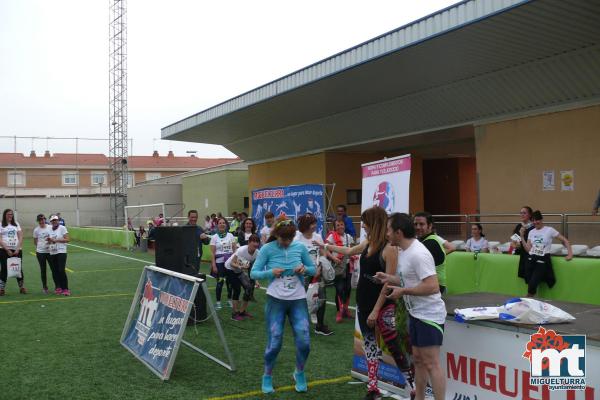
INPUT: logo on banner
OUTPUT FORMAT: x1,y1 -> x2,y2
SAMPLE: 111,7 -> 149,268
136,279 -> 159,346
523,327 -> 586,391
372,181 -> 395,213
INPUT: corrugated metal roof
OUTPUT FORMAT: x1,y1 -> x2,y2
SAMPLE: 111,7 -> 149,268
162,0 -> 526,137
162,0 -> 600,162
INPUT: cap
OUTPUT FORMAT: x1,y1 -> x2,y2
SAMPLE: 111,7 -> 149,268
49,215 -> 59,221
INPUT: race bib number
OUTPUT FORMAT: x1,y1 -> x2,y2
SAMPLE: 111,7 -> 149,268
222,240 -> 233,254
6,231 -> 17,248
282,276 -> 297,291
531,243 -> 545,257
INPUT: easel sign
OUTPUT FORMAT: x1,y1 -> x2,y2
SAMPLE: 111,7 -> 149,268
120,265 -> 200,380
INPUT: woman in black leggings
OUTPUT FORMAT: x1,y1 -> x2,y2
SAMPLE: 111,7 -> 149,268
33,214 -> 56,293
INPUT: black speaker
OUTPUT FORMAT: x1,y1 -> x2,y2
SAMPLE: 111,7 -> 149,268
155,225 -> 199,274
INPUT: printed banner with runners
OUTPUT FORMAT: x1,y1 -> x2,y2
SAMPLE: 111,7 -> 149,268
352,155 -> 412,393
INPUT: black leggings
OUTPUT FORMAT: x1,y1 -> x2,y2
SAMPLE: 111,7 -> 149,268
333,267 -> 352,311
225,268 -> 242,301
36,252 -> 55,289
214,262 -> 232,302
49,253 -> 69,290
527,254 -> 555,295
0,249 -> 24,288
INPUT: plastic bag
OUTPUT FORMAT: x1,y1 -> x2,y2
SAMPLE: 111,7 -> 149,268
350,255 -> 360,289
498,298 -> 576,324
7,257 -> 22,279
306,282 -> 320,314
318,256 -> 335,283
454,306 -> 499,322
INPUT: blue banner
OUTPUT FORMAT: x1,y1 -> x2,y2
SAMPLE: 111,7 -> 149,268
122,269 -> 195,379
252,184 -> 325,237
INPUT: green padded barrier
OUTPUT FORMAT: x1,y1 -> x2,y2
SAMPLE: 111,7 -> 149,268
69,227 -> 135,249
446,252 -> 600,305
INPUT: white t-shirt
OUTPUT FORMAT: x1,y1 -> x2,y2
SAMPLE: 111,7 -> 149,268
325,232 -> 354,264
397,240 -> 447,325
33,225 -> 52,253
48,225 -> 69,254
465,237 -> 489,253
210,233 -> 236,263
1,223 -> 21,250
260,225 -> 273,242
294,231 -> 323,266
267,275 -> 306,300
528,226 -> 559,256
225,245 -> 259,271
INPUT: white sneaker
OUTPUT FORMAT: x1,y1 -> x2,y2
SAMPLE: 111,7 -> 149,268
310,313 -> 317,324
215,301 -> 222,310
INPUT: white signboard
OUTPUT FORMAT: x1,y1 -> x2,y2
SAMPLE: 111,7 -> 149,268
442,320 -> 599,399
361,155 -> 411,215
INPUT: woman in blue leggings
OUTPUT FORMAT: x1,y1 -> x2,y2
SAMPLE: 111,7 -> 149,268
251,217 -> 316,394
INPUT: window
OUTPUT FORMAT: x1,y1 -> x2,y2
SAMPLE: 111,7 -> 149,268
7,171 -> 26,187
346,189 -> 362,205
62,171 -> 78,186
127,173 -> 134,188
145,172 -> 161,181
91,172 -> 107,186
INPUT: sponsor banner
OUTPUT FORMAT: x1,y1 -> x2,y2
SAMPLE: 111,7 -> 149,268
121,268 -> 196,380
252,184 -> 325,236
352,155 -> 412,394
443,319 -> 599,399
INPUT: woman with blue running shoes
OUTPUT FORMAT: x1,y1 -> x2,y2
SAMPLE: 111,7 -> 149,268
250,216 -> 316,394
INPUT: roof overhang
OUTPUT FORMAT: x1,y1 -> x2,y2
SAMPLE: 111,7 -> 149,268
162,0 -> 600,162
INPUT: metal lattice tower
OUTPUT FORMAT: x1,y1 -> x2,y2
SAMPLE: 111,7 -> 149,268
109,0 -> 128,226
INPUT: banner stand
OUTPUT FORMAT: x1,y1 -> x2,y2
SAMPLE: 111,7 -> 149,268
181,280 -> 235,371
120,266 -> 235,380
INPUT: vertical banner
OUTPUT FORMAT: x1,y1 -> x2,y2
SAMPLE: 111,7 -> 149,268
121,267 -> 197,380
352,155 -> 411,393
252,184 -> 325,236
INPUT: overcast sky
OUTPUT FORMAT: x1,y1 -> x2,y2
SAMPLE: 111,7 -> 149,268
0,0 -> 458,158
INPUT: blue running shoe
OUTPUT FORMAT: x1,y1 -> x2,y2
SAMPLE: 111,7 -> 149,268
262,375 -> 274,394
293,370 -> 307,393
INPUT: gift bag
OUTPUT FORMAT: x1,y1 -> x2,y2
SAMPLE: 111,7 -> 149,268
7,257 -> 22,279
318,256 -> 336,283
498,297 -> 575,324
306,282 -> 320,314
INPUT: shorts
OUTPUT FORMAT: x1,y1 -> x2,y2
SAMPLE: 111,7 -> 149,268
409,314 -> 444,347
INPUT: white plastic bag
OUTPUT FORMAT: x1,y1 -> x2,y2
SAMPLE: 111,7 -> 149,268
306,282 -> 320,314
318,256 -> 335,283
7,257 -> 22,279
454,306 -> 499,322
498,297 -> 575,324
350,255 -> 360,289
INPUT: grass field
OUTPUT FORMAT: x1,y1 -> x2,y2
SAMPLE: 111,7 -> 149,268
0,240 -> 368,400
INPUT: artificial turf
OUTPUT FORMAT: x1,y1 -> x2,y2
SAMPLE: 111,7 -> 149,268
0,240 -> 368,400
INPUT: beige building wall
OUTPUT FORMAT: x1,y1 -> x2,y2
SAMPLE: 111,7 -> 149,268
476,104 -> 600,245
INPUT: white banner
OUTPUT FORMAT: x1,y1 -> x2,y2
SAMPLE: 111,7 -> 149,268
361,154 -> 411,216
442,320 -> 599,399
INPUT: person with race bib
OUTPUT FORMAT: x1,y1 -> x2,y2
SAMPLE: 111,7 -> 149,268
225,234 -> 260,321
465,223 -> 489,254
513,206 -> 534,283
210,217 -> 237,310
377,212 -> 447,400
237,217 -> 258,300
321,207 -> 412,400
414,212 -> 447,295
48,215 -> 70,296
295,213 -> 332,336
250,217 -> 316,394
0,208 -> 26,295
523,210 -> 572,297
325,219 -> 355,323
33,214 -> 55,294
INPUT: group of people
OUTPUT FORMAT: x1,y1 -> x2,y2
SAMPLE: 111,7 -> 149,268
0,209 -> 70,296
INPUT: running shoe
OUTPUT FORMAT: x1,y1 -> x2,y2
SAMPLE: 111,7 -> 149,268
363,391 -> 382,400
240,311 -> 254,319
43,288 -> 49,294
0,288 -> 5,296
293,370 -> 307,393
336,310 -> 343,323
62,289 -> 71,296
343,308 -> 353,319
19,287 -> 28,294
314,325 -> 333,336
215,301 -> 222,310
55,288 -> 63,295
261,375 -> 274,394
231,313 -> 244,321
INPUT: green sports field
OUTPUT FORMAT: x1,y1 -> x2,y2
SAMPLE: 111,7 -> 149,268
0,240 -> 366,400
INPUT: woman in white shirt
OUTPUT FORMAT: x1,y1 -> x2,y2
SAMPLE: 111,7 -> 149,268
326,219 -> 355,323
0,208 -> 26,295
225,234 -> 260,320
33,214 -> 55,294
465,223 -> 489,254
210,217 -> 237,310
523,210 -> 572,297
48,215 -> 71,296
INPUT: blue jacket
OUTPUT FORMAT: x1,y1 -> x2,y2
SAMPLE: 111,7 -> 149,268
343,215 -> 356,238
250,241 -> 316,284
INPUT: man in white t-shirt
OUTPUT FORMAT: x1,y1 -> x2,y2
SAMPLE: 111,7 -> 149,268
376,213 -> 446,400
